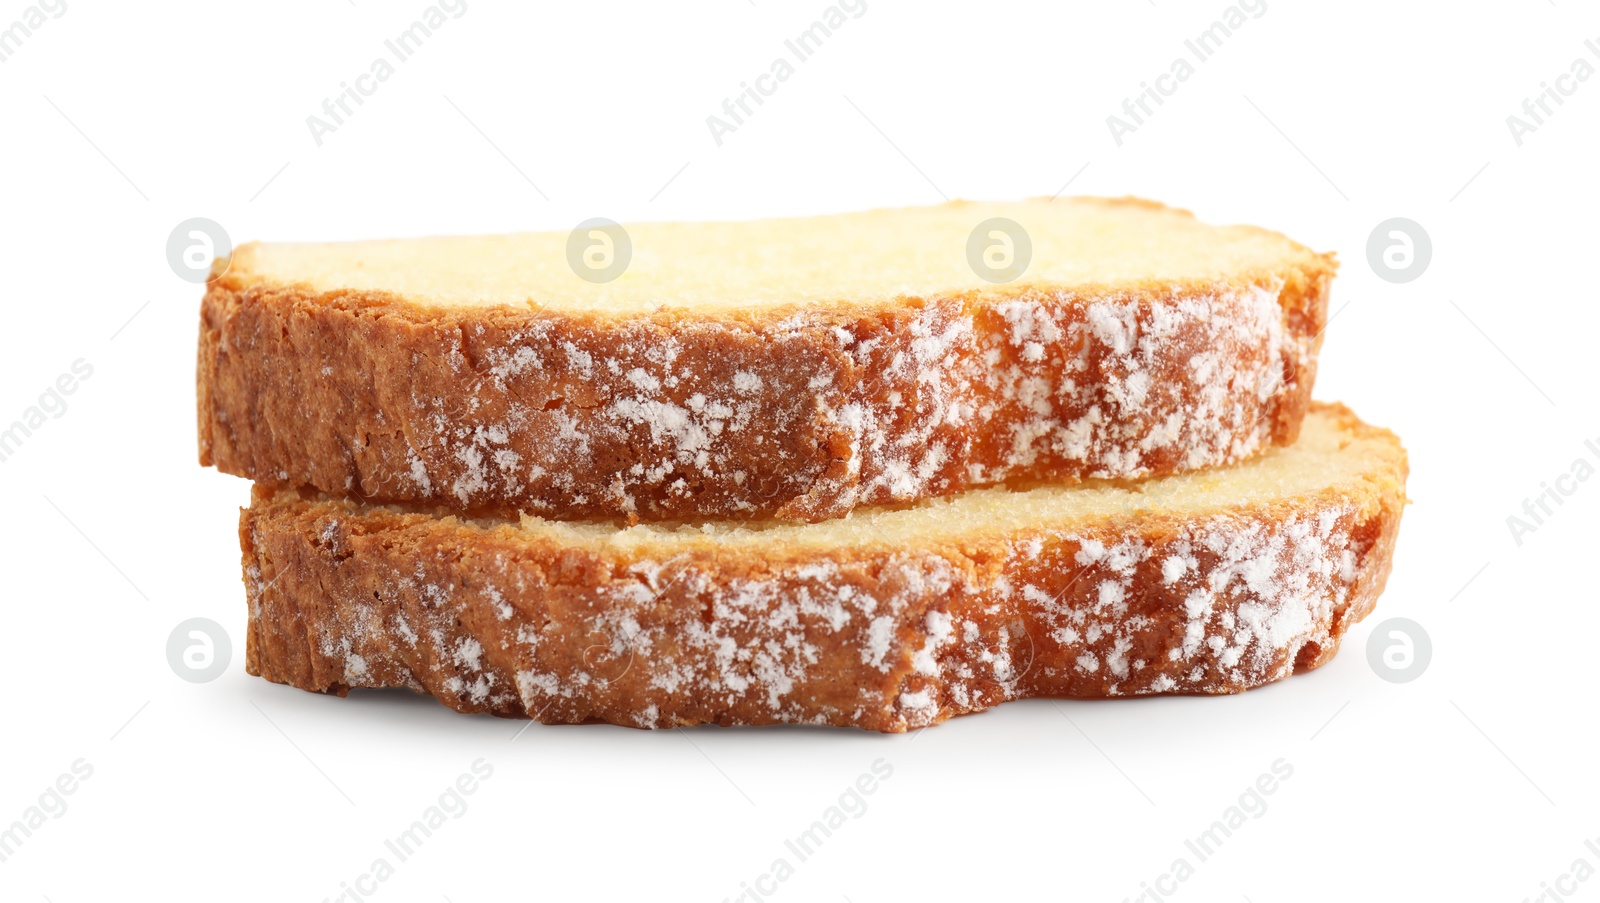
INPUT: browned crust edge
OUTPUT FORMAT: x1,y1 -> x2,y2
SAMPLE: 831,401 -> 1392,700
200,254 -> 1334,523
239,404 -> 1405,733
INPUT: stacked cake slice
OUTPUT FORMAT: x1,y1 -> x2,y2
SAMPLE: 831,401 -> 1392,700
199,197 -> 1407,731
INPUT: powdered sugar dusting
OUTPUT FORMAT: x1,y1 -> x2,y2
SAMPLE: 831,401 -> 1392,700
271,279 -> 1316,521
257,478 -> 1388,731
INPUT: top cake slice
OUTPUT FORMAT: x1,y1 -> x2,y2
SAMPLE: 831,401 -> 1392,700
198,197 -> 1335,522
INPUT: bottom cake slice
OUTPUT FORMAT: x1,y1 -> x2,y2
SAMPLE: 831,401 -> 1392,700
239,403 -> 1407,733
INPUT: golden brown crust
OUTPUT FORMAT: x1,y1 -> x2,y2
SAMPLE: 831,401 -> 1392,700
239,405 -> 1405,733
200,264 -> 1332,523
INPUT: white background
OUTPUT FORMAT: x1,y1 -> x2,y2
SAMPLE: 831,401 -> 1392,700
1,1 -> 1596,900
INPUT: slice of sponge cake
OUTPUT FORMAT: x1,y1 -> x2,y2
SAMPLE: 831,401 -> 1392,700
240,403 -> 1405,733
200,197 -> 1335,522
